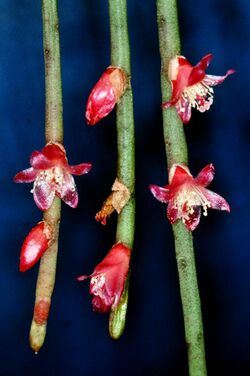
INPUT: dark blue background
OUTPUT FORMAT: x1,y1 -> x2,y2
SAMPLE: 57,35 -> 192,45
1,1 -> 249,375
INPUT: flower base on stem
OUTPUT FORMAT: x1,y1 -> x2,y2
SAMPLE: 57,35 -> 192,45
107,0 -> 136,338
156,0 -> 207,374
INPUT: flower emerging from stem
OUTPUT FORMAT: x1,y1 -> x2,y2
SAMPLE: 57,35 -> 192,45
162,54 -> 235,123
86,66 -> 127,125
77,242 -> 131,313
14,142 -> 92,210
149,163 -> 230,231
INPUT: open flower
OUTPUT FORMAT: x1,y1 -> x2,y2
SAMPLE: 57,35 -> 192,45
86,66 -> 127,125
77,242 -> 131,313
162,54 -> 235,123
14,142 -> 92,210
20,221 -> 52,272
149,163 -> 230,231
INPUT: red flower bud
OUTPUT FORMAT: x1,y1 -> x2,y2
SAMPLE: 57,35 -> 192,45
20,221 -> 52,272
86,66 -> 127,125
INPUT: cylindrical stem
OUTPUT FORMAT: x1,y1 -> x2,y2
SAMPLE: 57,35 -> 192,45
29,0 -> 63,352
43,0 -> 63,143
29,198 -> 61,352
108,0 -> 135,338
156,0 -> 207,374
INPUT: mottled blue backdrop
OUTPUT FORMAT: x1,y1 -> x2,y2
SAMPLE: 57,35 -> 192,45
0,1 -> 249,375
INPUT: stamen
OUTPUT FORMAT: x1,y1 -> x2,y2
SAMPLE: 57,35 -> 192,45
182,81 -> 214,112
172,184 -> 211,218
52,167 -> 64,186
91,273 -> 107,299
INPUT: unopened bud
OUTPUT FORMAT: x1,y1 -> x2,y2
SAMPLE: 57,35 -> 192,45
86,66 -> 127,125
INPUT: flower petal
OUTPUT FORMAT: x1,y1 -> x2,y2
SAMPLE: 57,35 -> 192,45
30,151 -> 52,170
175,96 -> 192,124
183,206 -> 201,231
168,164 -> 192,186
167,202 -> 179,224
58,171 -> 78,208
33,176 -> 55,210
195,164 -> 215,187
78,243 -> 130,313
68,163 -> 92,176
42,143 -> 68,167
202,188 -> 230,212
14,168 -> 37,183
188,54 -> 213,86
202,69 -> 235,86
94,243 -> 130,308
149,184 -> 171,203
92,296 -> 111,313
167,191 -> 202,230
167,56 -> 193,104
76,275 -> 89,282
162,98 -> 175,109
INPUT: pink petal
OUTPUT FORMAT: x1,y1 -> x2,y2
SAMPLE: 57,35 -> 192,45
30,151 -> 52,170
94,243 -> 130,308
33,177 -> 55,210
149,184 -> 171,203
76,275 -> 89,282
169,164 -> 191,186
202,69 -> 235,86
183,206 -> 201,231
14,168 -> 37,183
202,188 -> 230,212
167,202 -> 179,223
162,99 -> 175,109
195,164 -> 215,187
58,171 -> 79,208
196,54 -> 213,70
42,143 -> 68,167
92,296 -> 111,313
68,163 -> 92,176
188,54 -> 213,86
176,96 -> 192,124
78,243 -> 130,313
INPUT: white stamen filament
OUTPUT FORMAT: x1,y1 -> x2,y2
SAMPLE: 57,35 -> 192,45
173,184 -> 211,218
91,273 -> 106,296
182,81 -> 214,112
34,167 -> 64,189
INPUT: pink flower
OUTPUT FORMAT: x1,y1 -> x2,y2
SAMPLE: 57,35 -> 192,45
162,54 -> 235,123
14,142 -> 92,210
86,66 -> 127,125
77,242 -> 131,313
149,163 -> 230,231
